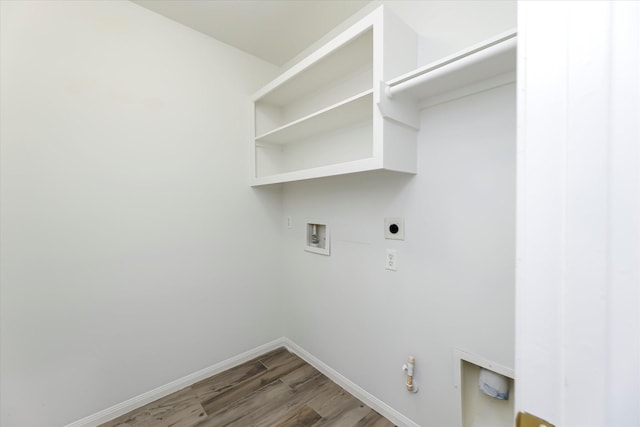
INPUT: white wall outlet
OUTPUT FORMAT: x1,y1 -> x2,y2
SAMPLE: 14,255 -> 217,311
384,217 -> 405,240
386,249 -> 398,271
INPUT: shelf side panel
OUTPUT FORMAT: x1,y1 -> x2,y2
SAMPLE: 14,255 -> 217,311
382,119 -> 418,173
380,6 -> 419,82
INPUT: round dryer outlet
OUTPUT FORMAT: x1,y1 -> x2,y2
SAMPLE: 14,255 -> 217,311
384,217 -> 405,240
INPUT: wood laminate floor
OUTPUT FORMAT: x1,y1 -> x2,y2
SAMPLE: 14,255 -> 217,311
99,347 -> 396,427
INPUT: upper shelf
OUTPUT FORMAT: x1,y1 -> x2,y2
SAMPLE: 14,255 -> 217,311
256,90 -> 373,145
254,28 -> 373,107
386,30 -> 517,102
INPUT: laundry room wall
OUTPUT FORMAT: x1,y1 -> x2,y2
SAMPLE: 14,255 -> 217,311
279,2 -> 516,426
0,1 -> 281,425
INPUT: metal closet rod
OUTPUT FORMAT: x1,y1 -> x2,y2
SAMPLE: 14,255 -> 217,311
385,32 -> 517,98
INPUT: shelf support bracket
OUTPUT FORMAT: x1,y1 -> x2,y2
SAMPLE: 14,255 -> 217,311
376,81 -> 420,131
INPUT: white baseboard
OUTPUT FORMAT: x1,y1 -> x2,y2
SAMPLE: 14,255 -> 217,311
282,338 -> 420,427
64,337 -> 287,427
66,336 -> 419,427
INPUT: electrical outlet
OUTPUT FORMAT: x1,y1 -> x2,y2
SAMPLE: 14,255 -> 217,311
384,217 -> 405,240
386,249 -> 397,271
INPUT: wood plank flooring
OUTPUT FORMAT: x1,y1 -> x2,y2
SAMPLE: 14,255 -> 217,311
99,347 -> 396,427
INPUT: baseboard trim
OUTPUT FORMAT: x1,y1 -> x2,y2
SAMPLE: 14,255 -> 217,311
64,337 -> 287,427
282,338 -> 420,427
66,336 -> 419,427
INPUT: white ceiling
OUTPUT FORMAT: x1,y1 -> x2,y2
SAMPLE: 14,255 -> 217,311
132,0 -> 371,66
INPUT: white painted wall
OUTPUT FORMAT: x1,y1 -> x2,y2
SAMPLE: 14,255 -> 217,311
277,4 -> 516,426
0,2 -> 280,426
1,2 -> 519,426
281,79 -> 516,426
7,1 -> 637,426
516,1 -> 640,426
278,4 -> 516,426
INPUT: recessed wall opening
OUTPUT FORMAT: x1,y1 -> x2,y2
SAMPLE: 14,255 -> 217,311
455,350 -> 515,427
305,220 -> 330,255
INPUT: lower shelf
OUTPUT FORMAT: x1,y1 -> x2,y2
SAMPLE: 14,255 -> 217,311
253,116 -> 376,185
251,157 -> 381,186
252,114 -> 418,186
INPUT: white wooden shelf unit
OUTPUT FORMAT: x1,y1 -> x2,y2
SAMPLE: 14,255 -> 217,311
251,6 -> 418,186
